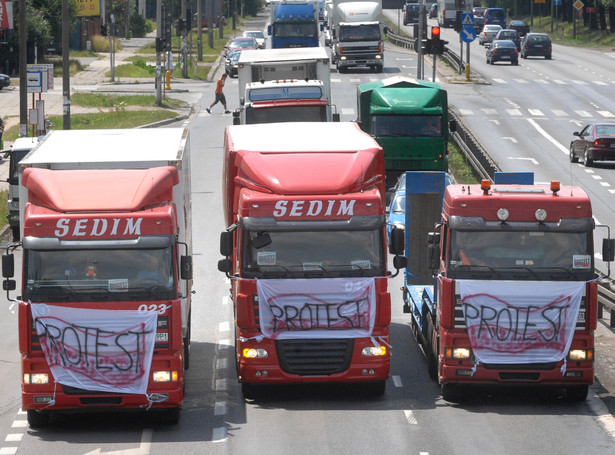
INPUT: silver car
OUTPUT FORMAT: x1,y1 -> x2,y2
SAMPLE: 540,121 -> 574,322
478,24 -> 502,46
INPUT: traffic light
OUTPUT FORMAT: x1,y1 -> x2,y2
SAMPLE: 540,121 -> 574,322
431,26 -> 440,54
100,23 -> 107,37
0,28 -> 8,43
454,11 -> 462,33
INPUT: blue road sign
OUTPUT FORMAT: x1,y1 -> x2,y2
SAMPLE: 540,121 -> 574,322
461,26 -> 477,43
461,13 -> 474,26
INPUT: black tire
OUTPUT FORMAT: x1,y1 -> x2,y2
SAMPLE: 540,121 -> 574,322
490,59 -> 494,65
242,382 -> 258,400
441,383 -> 463,403
565,385 -> 588,402
584,149 -> 593,167
364,380 -> 386,397
183,310 -> 191,370
147,407 -> 181,425
27,410 -> 50,428
569,146 -> 579,163
546,54 -> 552,60
426,317 -> 438,380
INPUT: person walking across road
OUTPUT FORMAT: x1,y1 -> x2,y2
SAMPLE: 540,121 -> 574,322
206,74 -> 230,114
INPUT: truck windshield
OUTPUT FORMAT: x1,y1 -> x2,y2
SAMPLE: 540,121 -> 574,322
245,105 -> 328,123
23,247 -> 176,302
371,115 -> 442,137
242,229 -> 385,278
448,230 -> 592,280
339,24 -> 381,41
274,22 -> 318,38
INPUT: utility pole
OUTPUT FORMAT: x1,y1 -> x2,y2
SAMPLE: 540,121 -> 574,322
62,0 -> 71,129
208,0 -> 214,48
19,0 -> 27,136
198,0 -> 203,60
155,0 -> 162,106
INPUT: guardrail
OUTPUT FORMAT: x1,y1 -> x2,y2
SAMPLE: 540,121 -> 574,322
386,30 -> 464,73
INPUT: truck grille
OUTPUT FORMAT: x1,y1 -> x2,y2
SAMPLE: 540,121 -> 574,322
275,339 -> 354,376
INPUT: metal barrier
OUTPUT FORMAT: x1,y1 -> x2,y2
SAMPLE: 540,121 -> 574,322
386,30 -> 464,73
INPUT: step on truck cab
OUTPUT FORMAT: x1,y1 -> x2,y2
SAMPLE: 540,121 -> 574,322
402,171 -> 614,402
1,129 -> 193,427
218,122 -> 407,398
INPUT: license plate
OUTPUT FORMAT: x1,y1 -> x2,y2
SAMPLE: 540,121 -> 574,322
501,55 -> 510,59
577,310 -> 585,323
156,332 -> 169,342
535,45 -> 543,48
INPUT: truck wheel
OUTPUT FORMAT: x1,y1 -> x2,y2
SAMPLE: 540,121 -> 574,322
183,310 -> 191,370
565,385 -> 588,402
411,316 -> 422,345
441,383 -> 463,403
364,380 -> 386,397
376,65 -> 383,73
242,382 -> 259,400
426,317 -> 438,380
27,410 -> 50,428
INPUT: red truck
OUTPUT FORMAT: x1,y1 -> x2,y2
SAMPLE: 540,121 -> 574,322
404,171 -> 614,402
1,129 -> 193,427
218,122 -> 407,398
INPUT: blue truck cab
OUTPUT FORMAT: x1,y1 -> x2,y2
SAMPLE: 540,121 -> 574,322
268,3 -> 322,48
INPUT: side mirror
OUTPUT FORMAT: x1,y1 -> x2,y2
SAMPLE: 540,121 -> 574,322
383,26 -> 389,35
603,238 -> 615,262
2,253 -> 14,278
428,244 -> 440,270
218,258 -> 232,274
573,131 -> 581,137
3,279 -> 16,291
267,25 -> 272,36
449,119 -> 457,133
393,255 -> 407,270
389,226 -> 405,256
180,256 -> 193,280
220,231 -> 233,257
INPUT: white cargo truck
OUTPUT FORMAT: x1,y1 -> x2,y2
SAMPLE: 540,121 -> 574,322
235,48 -> 336,123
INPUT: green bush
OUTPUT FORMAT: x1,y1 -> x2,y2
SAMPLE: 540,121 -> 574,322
90,35 -> 123,53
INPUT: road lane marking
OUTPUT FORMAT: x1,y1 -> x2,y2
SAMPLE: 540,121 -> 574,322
404,410 -> 418,425
526,118 -> 569,155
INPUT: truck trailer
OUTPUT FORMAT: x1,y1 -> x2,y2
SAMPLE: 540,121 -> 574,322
1,128 -> 193,427
402,171 -> 613,402
218,122 -> 407,398
356,76 -> 454,189
235,48 -> 335,124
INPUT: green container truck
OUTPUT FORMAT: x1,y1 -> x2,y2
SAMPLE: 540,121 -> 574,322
356,76 -> 455,189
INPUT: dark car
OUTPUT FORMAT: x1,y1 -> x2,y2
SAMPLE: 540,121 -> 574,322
494,29 -> 521,50
429,3 -> 438,19
224,36 -> 258,57
569,123 -> 615,167
508,20 -> 530,37
225,50 -> 242,77
486,40 -> 519,65
473,16 -> 485,33
520,33 -> 552,59
403,3 -> 421,25
0,73 -> 10,90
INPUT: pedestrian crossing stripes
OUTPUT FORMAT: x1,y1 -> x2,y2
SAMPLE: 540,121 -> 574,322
456,107 -> 614,119
490,78 -> 615,86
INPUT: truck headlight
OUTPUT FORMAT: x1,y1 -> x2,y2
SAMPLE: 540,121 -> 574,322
569,349 -> 593,361
243,348 -> 268,358
362,346 -> 386,356
24,373 -> 49,385
445,347 -> 471,359
152,370 -> 179,382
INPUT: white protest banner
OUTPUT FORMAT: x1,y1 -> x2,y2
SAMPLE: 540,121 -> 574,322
30,304 -> 158,395
458,280 -> 585,364
257,277 -> 376,340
